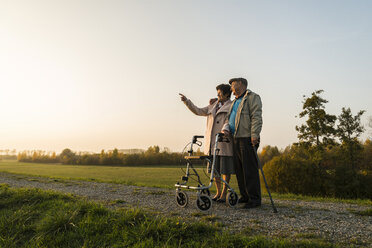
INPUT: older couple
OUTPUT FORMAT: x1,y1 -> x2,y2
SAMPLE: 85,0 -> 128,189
180,78 -> 263,208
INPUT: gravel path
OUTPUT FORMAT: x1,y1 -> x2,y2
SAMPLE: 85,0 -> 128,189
1,172 -> 371,247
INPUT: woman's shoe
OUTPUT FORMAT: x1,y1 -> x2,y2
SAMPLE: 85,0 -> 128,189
212,195 -> 220,201
216,198 -> 226,203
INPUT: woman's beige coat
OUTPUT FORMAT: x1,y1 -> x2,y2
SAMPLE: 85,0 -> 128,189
183,99 -> 233,156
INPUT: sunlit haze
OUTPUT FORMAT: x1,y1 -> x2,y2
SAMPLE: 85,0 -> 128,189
1,0 -> 371,153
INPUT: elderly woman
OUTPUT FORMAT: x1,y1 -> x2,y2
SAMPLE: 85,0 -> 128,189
179,84 -> 235,202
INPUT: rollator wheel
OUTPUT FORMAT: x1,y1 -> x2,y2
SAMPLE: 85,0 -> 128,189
196,194 -> 212,211
201,189 -> 210,196
226,191 -> 238,207
175,191 -> 188,208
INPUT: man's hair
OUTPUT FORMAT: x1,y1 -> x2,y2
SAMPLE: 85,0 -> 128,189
229,77 -> 248,87
216,84 -> 232,98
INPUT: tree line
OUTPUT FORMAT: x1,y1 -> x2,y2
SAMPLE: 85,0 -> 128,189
17,146 -> 205,166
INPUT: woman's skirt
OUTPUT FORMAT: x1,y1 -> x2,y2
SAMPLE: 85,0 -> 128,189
209,155 -> 235,175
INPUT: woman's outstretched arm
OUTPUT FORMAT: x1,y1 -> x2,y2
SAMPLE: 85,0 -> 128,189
179,93 -> 209,116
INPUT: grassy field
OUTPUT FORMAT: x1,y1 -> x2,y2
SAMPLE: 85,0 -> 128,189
1,160 -> 372,206
0,184 -> 338,248
0,160 -> 223,188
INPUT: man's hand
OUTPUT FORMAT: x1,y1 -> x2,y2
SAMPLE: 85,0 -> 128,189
179,93 -> 187,102
222,130 -> 230,136
251,137 -> 259,146
209,98 -> 218,105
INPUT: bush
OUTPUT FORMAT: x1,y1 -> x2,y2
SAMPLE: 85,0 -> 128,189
263,142 -> 372,199
361,140 -> 372,170
259,145 -> 281,166
263,154 -> 331,196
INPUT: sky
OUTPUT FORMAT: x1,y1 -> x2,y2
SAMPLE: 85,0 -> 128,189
1,0 -> 371,153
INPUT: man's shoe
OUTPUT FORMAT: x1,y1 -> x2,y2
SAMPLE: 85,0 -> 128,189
242,202 -> 261,209
238,197 -> 249,204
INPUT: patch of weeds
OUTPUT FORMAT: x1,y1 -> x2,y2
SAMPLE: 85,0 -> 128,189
143,206 -> 158,212
275,230 -> 291,239
274,203 -> 290,209
349,237 -> 365,246
201,214 -> 220,222
307,227 -> 319,231
62,183 -> 75,187
191,212 -> 206,218
270,192 -> 372,206
249,219 -> 262,224
168,212 -> 179,217
108,199 -> 126,205
241,226 -> 260,235
60,180 -> 80,186
131,188 -> 142,195
294,232 -> 321,239
317,208 -> 331,212
107,186 -> 120,193
0,183 -> 9,188
286,214 -> 297,218
145,190 -> 166,196
27,178 -> 41,182
14,176 -> 26,180
293,205 -> 305,213
213,221 -> 224,228
350,208 -> 372,216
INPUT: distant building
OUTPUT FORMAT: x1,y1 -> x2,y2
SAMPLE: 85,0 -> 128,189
117,149 -> 144,154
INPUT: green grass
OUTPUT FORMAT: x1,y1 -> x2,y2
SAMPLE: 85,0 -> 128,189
269,192 -> 372,206
356,208 -> 372,216
0,184 -> 338,248
0,160 -> 212,188
1,160 -> 371,206
347,208 -> 372,216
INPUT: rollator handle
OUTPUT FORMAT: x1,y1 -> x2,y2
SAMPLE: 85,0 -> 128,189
216,133 -> 230,143
192,135 -> 204,143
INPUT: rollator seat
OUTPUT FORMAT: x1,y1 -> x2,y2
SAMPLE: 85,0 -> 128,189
184,155 -> 212,160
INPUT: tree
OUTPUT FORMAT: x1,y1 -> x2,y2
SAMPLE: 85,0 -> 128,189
60,148 -> 76,164
296,90 -> 337,148
146,145 -> 160,154
361,139 -> 372,170
259,145 -> 281,166
336,107 -> 365,170
368,116 -> 372,139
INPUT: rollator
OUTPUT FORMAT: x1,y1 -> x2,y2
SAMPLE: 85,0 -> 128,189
175,133 -> 239,211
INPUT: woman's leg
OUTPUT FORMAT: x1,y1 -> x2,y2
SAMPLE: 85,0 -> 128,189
219,174 -> 231,200
212,156 -> 222,200
213,177 -> 221,199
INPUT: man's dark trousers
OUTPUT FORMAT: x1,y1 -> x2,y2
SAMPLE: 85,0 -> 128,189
233,137 -> 261,204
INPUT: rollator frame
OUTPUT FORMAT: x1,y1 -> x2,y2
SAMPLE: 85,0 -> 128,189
175,133 -> 239,211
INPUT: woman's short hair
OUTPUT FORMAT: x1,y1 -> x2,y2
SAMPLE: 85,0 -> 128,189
216,84 -> 232,98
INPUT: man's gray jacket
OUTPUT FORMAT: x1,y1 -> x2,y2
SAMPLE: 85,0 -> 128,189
222,89 -> 263,139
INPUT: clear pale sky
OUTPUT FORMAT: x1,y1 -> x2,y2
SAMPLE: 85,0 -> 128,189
1,0 -> 371,153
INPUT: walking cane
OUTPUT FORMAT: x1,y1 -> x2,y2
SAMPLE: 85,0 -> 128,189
253,146 -> 278,213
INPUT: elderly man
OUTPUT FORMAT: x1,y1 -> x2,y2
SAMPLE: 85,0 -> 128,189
222,77 -> 263,209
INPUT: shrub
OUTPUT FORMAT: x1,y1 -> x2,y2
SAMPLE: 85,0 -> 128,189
263,153 -> 331,196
